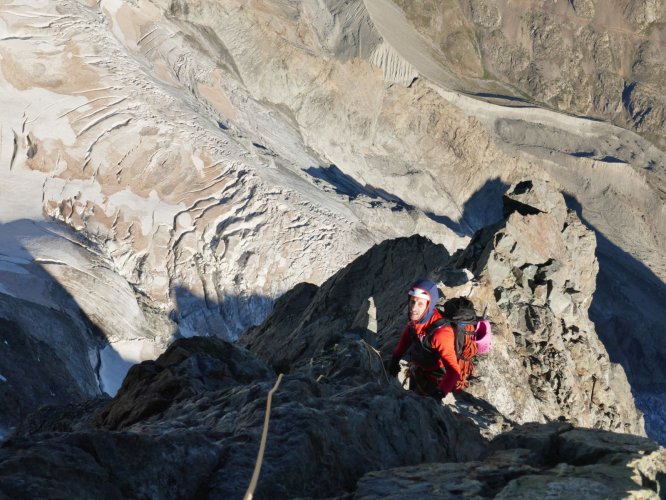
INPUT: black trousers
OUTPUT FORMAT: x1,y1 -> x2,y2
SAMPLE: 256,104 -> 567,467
407,364 -> 444,397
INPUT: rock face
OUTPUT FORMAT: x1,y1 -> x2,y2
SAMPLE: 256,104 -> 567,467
0,179 -> 663,498
0,334 -> 661,498
0,337 -> 487,499
452,180 -> 642,433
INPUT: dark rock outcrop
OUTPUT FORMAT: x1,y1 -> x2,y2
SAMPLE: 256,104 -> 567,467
93,336 -> 273,430
0,336 -> 486,499
356,422 -> 665,498
0,429 -> 221,499
0,300 -> 101,434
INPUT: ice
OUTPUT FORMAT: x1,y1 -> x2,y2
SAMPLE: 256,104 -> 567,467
99,339 -> 160,396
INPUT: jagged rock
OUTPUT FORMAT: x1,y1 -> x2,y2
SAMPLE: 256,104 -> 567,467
239,282 -> 318,359
356,422 -> 665,499
441,391 -> 518,441
239,235 -> 450,376
93,337 -> 274,430
1,336 -> 488,499
486,421 -> 575,466
502,179 -> 568,230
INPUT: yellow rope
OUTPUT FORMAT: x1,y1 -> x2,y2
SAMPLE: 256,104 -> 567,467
243,373 -> 284,500
359,339 -> 389,382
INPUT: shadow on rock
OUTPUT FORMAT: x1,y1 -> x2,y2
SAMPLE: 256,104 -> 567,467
0,219 -> 112,435
304,164 -> 412,209
422,177 -> 509,236
170,285 -> 274,342
304,165 -> 509,237
564,193 -> 666,444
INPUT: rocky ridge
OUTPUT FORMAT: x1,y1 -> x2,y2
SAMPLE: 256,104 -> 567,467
242,179 -> 644,435
1,179 -> 663,498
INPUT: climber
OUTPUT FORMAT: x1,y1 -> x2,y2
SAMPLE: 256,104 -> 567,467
386,278 -> 461,399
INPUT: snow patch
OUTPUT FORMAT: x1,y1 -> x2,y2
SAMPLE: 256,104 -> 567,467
1,86 -> 83,148
99,339 -> 160,396
107,189 -> 185,236
191,153 -> 205,172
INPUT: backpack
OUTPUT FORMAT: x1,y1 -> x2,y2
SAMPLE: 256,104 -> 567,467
411,297 -> 491,391
439,297 -> 478,361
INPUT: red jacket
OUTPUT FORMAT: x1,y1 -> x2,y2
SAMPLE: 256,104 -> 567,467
393,309 -> 461,395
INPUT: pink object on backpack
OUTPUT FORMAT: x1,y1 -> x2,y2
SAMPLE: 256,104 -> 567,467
474,320 -> 492,354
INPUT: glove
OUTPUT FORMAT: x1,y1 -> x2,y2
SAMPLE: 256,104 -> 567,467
387,356 -> 400,377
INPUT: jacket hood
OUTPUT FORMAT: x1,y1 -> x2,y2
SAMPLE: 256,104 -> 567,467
408,278 -> 439,324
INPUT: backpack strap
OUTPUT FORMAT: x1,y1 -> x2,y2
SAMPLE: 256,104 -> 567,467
425,319 -> 450,335
422,319 -> 451,349
455,327 -> 479,391
409,319 -> 450,352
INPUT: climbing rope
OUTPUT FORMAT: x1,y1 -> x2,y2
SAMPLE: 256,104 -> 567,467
243,373 -> 284,500
359,339 -> 389,382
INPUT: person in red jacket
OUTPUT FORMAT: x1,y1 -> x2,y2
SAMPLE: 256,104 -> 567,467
387,278 -> 461,398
